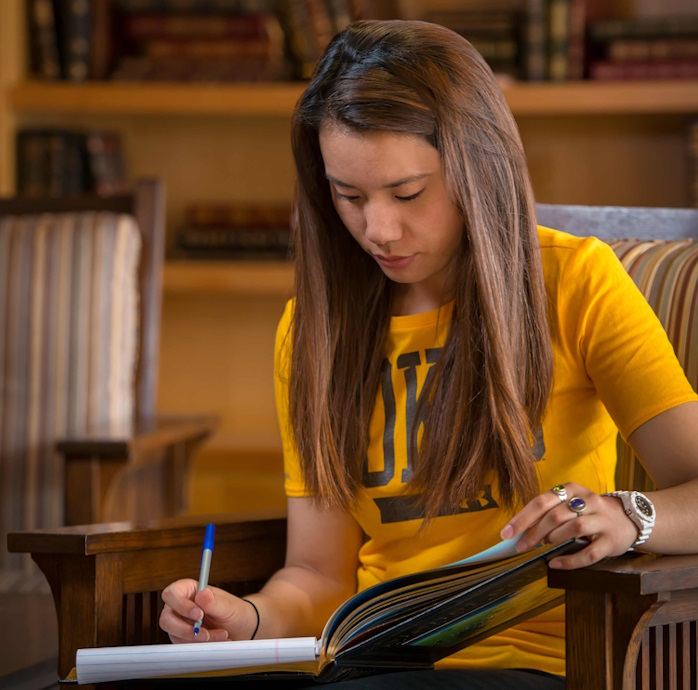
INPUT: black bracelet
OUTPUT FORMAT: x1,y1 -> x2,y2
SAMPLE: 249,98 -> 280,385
241,598 -> 260,640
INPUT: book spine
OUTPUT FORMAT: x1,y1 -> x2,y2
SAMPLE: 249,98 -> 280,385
424,10 -> 525,80
185,203 -> 292,227
16,130 -> 50,196
56,0 -> 93,81
122,12 -> 277,40
46,131 -> 75,196
280,0 -> 321,79
525,0 -> 547,81
588,16 -> 698,42
26,0 -> 62,79
86,131 -> 129,196
90,0 -> 114,79
565,0 -> 586,80
547,0 -> 572,81
143,38 -> 278,61
117,0 -> 250,11
175,226 -> 291,258
302,0 -> 335,56
606,38 -> 698,62
325,0 -> 353,34
589,59 -> 698,80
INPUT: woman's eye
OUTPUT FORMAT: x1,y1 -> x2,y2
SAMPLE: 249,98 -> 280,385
396,189 -> 424,202
335,191 -> 361,201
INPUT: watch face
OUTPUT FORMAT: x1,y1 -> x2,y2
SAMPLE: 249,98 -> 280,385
634,494 -> 654,518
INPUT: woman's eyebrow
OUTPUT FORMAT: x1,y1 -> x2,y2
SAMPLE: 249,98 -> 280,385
326,172 -> 432,189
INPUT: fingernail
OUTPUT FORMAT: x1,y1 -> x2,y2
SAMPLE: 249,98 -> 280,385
549,559 -> 561,569
500,524 -> 513,539
198,629 -> 210,641
191,608 -> 203,621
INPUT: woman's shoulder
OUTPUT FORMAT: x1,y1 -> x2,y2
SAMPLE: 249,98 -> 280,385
537,224 -> 605,252
537,224 -> 618,274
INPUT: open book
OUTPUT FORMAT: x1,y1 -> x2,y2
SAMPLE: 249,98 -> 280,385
72,537 -> 583,684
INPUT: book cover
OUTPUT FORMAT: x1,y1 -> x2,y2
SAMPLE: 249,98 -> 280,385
71,537 -> 583,684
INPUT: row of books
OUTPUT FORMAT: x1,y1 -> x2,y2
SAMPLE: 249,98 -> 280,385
27,0 -> 378,83
172,202 -> 292,260
16,128 -> 128,197
425,2 -> 698,82
27,0 -> 698,84
586,13 -> 698,81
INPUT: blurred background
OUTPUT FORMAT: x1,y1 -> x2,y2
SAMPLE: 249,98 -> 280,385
1,0 -> 697,517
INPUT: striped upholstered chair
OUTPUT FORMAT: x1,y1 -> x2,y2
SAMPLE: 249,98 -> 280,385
536,204 -> 698,690
6,205 -> 698,689
0,181 -> 215,681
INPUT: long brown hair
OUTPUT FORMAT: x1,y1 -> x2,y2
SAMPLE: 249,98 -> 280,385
287,20 -> 552,516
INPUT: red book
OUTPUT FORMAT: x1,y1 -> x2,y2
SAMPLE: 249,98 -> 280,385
122,12 -> 280,41
589,59 -> 698,80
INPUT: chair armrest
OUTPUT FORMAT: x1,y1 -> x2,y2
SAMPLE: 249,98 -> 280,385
549,550 -> 698,594
7,511 -> 287,680
56,414 -> 218,458
57,415 -> 218,524
548,553 -> 698,690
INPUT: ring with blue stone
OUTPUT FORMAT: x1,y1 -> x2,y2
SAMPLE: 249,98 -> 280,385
551,485 -> 567,503
567,496 -> 586,517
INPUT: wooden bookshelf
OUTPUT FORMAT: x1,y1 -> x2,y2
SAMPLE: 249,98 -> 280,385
10,79 -> 698,117
4,0 -> 698,517
10,81 -> 306,117
164,259 -> 293,296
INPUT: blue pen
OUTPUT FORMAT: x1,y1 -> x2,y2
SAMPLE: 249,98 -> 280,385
193,523 -> 215,637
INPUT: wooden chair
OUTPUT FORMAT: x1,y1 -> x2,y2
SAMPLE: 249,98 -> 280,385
6,204 -> 698,690
0,181 -> 216,681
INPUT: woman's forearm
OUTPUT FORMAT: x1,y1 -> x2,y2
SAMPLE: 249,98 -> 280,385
242,564 -> 358,640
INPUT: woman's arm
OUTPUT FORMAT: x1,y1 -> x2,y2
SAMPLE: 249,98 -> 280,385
247,496 -> 364,638
623,400 -> 698,554
501,401 -> 698,568
160,497 -> 364,643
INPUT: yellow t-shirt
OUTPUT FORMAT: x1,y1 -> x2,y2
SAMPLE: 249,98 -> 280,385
275,227 -> 698,677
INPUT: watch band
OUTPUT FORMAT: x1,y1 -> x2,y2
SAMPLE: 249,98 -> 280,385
603,490 -> 655,548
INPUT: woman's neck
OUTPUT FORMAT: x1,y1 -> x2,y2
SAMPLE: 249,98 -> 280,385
391,282 -> 452,316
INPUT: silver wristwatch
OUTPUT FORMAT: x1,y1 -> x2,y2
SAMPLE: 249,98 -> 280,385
604,490 -> 655,548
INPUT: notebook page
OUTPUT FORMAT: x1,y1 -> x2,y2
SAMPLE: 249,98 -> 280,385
76,637 -> 319,684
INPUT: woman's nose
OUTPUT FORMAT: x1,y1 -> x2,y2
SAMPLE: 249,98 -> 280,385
364,203 -> 403,246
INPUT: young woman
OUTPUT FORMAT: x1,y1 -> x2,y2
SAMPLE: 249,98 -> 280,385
160,20 -> 698,689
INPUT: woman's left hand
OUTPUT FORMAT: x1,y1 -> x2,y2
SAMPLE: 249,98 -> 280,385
500,482 -> 639,569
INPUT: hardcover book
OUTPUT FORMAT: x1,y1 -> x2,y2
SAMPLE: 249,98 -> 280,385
71,537 -> 583,685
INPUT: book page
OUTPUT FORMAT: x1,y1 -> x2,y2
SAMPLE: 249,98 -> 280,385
76,637 -> 319,684
449,535 -> 524,566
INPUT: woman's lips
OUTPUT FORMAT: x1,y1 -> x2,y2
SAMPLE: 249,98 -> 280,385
374,254 -> 415,269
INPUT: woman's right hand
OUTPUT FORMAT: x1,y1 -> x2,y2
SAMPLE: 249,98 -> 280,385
159,578 -> 258,644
